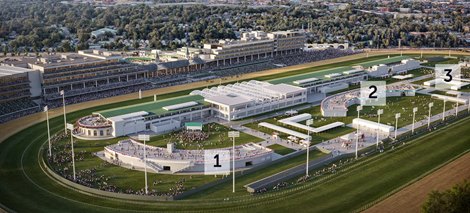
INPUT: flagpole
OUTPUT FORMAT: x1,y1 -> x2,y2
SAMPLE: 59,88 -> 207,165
62,90 -> 67,134
66,123 -> 76,181
45,106 -> 51,157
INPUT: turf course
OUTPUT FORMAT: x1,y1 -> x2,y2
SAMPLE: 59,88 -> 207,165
0,53 -> 469,212
1,108 -> 469,212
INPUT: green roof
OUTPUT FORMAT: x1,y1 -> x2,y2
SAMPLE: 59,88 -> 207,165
185,122 -> 203,127
267,66 -> 356,85
96,95 -> 206,118
357,56 -> 410,68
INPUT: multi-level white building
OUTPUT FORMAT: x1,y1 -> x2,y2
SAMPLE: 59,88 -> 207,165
190,80 -> 307,121
201,30 -> 306,66
358,56 -> 421,77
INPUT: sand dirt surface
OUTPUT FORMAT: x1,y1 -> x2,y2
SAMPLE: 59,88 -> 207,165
364,152 -> 470,213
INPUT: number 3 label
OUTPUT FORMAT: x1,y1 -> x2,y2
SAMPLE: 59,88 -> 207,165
435,65 -> 460,90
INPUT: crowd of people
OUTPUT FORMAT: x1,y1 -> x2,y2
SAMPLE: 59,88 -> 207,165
3,48 -> 360,124
0,98 -> 40,123
274,49 -> 359,67
47,132 -> 190,197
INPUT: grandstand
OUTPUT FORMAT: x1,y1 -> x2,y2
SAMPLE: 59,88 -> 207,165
321,84 -> 416,117
103,139 -> 273,173
0,65 -> 41,123
190,80 -> 307,120
357,56 -> 421,77
268,66 -> 368,95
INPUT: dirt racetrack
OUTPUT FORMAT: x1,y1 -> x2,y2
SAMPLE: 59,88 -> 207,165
0,49 -> 469,143
364,152 -> 470,213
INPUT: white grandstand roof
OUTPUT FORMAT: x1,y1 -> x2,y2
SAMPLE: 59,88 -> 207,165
278,113 -> 345,133
0,65 -> 32,77
258,122 -> 311,140
205,94 -> 253,106
107,111 -> 148,122
352,118 -> 394,133
191,80 -> 305,107
325,73 -> 342,78
342,69 -> 363,75
313,122 -> 345,133
263,83 -> 306,94
163,101 -> 199,111
293,77 -> 319,85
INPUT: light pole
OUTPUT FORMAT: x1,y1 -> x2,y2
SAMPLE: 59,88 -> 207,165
376,109 -> 383,147
428,102 -> 434,129
66,123 -> 76,181
138,134 -> 150,195
228,131 -> 239,193
306,119 -> 313,175
61,90 -> 67,134
442,99 -> 447,121
44,106 -> 51,157
412,107 -> 418,134
468,98 -> 470,114
395,113 -> 400,139
355,106 -> 362,159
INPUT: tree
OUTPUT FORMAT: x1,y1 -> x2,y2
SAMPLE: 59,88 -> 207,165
422,180 -> 470,213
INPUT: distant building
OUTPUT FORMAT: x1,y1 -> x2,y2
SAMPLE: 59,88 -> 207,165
91,28 -> 118,39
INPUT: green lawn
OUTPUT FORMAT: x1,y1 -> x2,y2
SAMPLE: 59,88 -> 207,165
369,68 -> 434,84
145,123 -> 264,149
49,136 -> 219,194
267,144 -> 295,156
187,149 -> 326,199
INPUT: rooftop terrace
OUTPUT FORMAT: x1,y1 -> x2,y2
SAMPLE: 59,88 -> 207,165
95,95 -> 206,118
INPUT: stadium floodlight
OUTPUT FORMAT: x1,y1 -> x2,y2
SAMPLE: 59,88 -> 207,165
442,99 -> 447,121
355,105 -> 363,159
428,103 -> 434,129
61,90 -> 67,134
395,113 -> 401,139
66,123 -> 76,181
44,106 -> 51,157
228,131 -> 239,193
306,119 -> 313,176
468,98 -> 470,113
139,134 -> 150,194
412,107 -> 418,134
376,109 -> 383,147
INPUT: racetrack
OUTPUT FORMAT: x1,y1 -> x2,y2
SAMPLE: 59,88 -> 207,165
1,49 -> 470,212
364,152 -> 470,213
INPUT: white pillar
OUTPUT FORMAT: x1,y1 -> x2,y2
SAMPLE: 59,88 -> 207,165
355,106 -> 362,159
442,100 -> 446,121
428,103 -> 433,128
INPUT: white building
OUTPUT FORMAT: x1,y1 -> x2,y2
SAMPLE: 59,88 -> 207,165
352,118 -> 394,137
190,80 -> 307,121
321,84 -> 416,117
358,56 -> 421,78
103,140 -> 273,173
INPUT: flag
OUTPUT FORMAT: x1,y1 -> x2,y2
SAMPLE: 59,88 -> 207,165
60,90 -> 64,96
43,106 -> 48,112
